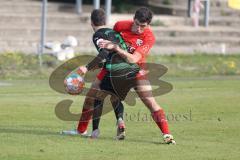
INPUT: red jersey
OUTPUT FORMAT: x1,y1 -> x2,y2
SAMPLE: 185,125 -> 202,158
113,20 -> 156,67
97,20 -> 155,81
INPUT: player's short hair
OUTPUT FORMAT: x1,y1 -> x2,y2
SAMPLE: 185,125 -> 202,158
91,9 -> 106,26
134,7 -> 153,24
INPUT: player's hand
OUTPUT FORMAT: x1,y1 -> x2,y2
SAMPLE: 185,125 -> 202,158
98,39 -> 117,50
76,66 -> 88,75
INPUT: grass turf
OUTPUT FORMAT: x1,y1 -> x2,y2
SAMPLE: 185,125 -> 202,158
0,53 -> 240,79
0,76 -> 240,160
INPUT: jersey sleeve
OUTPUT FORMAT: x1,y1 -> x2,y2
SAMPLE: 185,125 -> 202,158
134,30 -> 156,57
86,32 -> 110,71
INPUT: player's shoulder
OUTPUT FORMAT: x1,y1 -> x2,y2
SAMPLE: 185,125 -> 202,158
115,20 -> 133,25
94,28 -> 115,36
114,20 -> 133,31
144,27 -> 154,35
143,27 -> 155,40
93,28 -> 112,40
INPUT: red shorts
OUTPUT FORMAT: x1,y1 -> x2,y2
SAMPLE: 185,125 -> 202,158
97,68 -> 107,80
97,68 -> 147,81
136,70 -> 148,80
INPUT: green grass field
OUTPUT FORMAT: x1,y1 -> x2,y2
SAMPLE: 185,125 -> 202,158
1,76 -> 240,160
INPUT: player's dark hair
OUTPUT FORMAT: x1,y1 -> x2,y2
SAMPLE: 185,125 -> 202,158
91,9 -> 106,26
134,7 -> 153,24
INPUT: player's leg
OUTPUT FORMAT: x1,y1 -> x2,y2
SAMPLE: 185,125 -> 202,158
111,97 -> 124,121
90,94 -> 126,140
76,68 -> 108,134
90,72 -> 127,140
90,85 -> 115,138
91,99 -> 104,138
61,78 -> 101,136
76,78 -> 101,133
110,96 -> 126,140
134,79 -> 176,144
90,73 -> 126,139
109,71 -> 139,140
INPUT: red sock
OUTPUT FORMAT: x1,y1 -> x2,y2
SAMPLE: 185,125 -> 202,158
77,108 -> 93,133
151,109 -> 170,135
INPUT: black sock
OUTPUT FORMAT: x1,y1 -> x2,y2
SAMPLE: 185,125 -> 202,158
111,100 -> 124,121
92,99 -> 103,131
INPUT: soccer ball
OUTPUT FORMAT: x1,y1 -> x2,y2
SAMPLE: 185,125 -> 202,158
64,73 -> 85,95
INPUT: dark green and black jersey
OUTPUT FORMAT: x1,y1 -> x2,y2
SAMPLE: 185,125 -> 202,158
92,28 -> 140,76
85,28 -> 139,100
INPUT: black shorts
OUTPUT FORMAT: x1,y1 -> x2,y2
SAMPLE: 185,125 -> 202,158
100,71 -> 137,101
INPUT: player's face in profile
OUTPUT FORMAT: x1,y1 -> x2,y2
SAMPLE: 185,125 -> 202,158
131,19 -> 148,34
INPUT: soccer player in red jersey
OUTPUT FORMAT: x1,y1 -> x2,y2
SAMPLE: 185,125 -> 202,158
97,7 -> 176,144
63,7 -> 176,144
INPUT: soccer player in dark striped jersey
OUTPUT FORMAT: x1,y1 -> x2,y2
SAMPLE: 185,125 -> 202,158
62,9 -> 138,140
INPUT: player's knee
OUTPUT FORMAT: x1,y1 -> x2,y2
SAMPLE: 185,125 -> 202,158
141,97 -> 160,110
91,78 -> 101,89
110,96 -> 118,103
84,97 -> 94,108
142,97 -> 153,106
